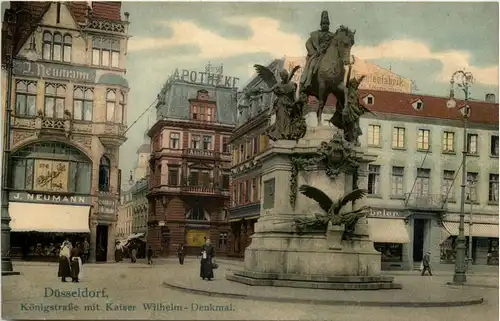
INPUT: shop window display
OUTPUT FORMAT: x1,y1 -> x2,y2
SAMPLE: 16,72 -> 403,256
374,243 -> 403,262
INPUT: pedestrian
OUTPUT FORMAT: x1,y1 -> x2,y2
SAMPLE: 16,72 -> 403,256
58,240 -> 72,282
147,246 -> 153,265
70,242 -> 83,283
421,251 -> 433,276
83,238 -> 90,264
130,243 -> 137,263
200,238 -> 215,281
178,244 -> 185,265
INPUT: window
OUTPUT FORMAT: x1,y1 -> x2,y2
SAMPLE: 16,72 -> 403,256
191,106 -> 198,120
467,134 -> 478,154
374,243 -> 403,262
105,90 -> 125,123
391,167 -> 404,197
10,142 -> 91,193
392,127 -> 405,148
169,133 -> 180,149
201,171 -> 210,187
15,80 -> 37,116
491,136 -> 499,157
366,96 -> 374,105
92,37 -> 120,68
441,170 -> 455,200
168,166 -> 179,186
73,87 -> 93,121
191,135 -> 201,149
417,129 -> 430,150
203,136 -> 212,150
238,182 -> 243,204
416,101 -> 423,110
42,31 -> 72,62
253,137 -> 259,155
199,106 -> 205,121
489,174 -> 499,203
232,185 -> 237,206
466,172 -> 478,202
189,170 -> 199,186
239,144 -> 245,162
190,206 -> 206,221
367,125 -> 381,146
222,137 -> 229,153
221,174 -> 230,190
415,168 -> 430,196
218,232 -> 228,250
98,156 -> 111,192
367,165 -> 380,195
44,83 -> 65,119
207,107 -> 212,121
442,131 -> 455,152
245,180 -> 250,202
252,177 -> 259,201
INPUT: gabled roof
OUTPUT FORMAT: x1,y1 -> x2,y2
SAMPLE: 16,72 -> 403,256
322,90 -> 498,125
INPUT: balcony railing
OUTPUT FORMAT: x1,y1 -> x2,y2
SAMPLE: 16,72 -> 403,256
148,175 -> 229,196
405,193 -> 447,211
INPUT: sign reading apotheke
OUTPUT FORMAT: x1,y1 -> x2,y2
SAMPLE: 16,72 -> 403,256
9,191 -> 91,205
368,208 -> 405,218
13,60 -> 97,83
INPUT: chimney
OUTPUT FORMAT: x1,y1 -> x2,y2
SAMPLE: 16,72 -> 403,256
485,93 -> 496,103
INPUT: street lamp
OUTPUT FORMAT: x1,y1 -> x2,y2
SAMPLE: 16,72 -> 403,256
446,70 -> 474,284
1,8 -> 39,275
467,179 -> 475,264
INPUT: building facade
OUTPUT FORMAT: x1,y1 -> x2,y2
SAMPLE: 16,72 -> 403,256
228,58 -> 499,270
3,2 -> 130,262
131,177 -> 148,235
117,188 -> 133,240
147,70 -> 237,256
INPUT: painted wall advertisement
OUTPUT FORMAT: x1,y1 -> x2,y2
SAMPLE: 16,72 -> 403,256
34,160 -> 69,192
283,56 -> 413,94
186,230 -> 208,247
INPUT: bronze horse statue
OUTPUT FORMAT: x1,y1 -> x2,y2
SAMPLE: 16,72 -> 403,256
305,26 -> 356,124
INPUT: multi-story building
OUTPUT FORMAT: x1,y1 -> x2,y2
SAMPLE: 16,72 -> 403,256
133,130 -> 151,181
131,177 -> 148,235
147,67 -> 237,256
117,188 -> 133,240
2,2 -> 130,262
229,58 -> 499,270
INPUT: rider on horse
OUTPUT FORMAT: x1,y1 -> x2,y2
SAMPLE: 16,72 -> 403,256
300,11 -> 335,97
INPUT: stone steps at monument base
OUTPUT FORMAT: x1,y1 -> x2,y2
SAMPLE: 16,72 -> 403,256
226,274 -> 403,290
233,269 -> 396,283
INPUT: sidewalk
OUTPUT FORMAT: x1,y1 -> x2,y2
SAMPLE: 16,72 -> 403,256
162,261 -> 496,308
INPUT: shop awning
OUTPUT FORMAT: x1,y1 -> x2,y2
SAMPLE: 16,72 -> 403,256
9,202 -> 90,233
368,218 -> 410,243
442,222 -> 499,238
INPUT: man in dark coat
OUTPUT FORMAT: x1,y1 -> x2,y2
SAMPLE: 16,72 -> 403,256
177,244 -> 185,265
200,238 -> 215,281
421,251 -> 433,276
70,242 -> 82,282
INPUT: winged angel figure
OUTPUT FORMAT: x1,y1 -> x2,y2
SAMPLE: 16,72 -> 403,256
254,64 -> 306,141
294,184 -> 370,239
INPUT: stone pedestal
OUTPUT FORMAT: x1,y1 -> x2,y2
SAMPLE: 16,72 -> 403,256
227,129 -> 401,290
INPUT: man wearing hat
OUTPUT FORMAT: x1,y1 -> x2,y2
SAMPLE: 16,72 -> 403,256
300,10 -> 335,95
421,251 -> 433,276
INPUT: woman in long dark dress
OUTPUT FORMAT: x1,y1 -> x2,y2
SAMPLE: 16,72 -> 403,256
200,238 -> 215,281
58,241 -> 72,282
69,243 -> 82,283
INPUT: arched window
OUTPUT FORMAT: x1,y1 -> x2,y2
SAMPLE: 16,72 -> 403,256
99,156 -> 111,192
42,31 -> 52,60
186,204 -> 209,221
106,90 -> 116,123
53,32 -> 62,61
10,141 -> 91,193
63,34 -> 72,62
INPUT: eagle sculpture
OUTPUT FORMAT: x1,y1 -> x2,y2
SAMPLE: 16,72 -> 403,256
294,184 -> 370,239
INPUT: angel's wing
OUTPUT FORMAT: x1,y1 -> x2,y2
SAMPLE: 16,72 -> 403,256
333,189 -> 368,213
288,65 -> 301,83
254,64 -> 278,88
298,185 -> 334,214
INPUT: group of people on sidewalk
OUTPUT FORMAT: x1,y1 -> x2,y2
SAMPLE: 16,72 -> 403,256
57,239 -> 89,283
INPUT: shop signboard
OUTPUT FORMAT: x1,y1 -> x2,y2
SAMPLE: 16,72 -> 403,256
13,60 -> 97,83
445,213 -> 498,224
9,191 -> 91,205
186,230 -> 208,247
368,208 -> 405,218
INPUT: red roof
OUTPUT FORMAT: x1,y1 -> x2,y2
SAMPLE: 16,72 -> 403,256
91,1 -> 122,21
321,90 -> 498,125
66,2 -> 89,23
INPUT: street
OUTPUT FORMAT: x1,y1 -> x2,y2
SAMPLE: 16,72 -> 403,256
2,259 -> 498,320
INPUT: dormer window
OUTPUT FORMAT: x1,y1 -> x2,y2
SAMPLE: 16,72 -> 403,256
413,99 -> 424,111
364,94 -> 374,105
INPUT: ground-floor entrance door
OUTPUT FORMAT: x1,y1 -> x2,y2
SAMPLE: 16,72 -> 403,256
413,219 -> 426,262
96,224 -> 109,262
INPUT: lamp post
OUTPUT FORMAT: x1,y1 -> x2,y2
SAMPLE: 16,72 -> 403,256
1,8 -> 38,275
446,70 -> 474,284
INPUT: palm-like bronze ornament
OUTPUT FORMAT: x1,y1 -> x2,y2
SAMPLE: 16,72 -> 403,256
294,184 -> 369,239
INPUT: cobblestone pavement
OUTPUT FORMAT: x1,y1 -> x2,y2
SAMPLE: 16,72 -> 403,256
2,260 -> 498,321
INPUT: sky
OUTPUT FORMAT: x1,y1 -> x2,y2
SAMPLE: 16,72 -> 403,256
120,1 -> 498,185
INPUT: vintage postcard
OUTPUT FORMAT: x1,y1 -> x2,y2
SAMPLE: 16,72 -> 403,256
1,1 -> 498,320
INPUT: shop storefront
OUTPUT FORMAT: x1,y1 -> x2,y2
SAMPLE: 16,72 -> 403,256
9,192 -> 91,261
367,208 -> 411,270
440,213 -> 499,266
227,204 -> 259,258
